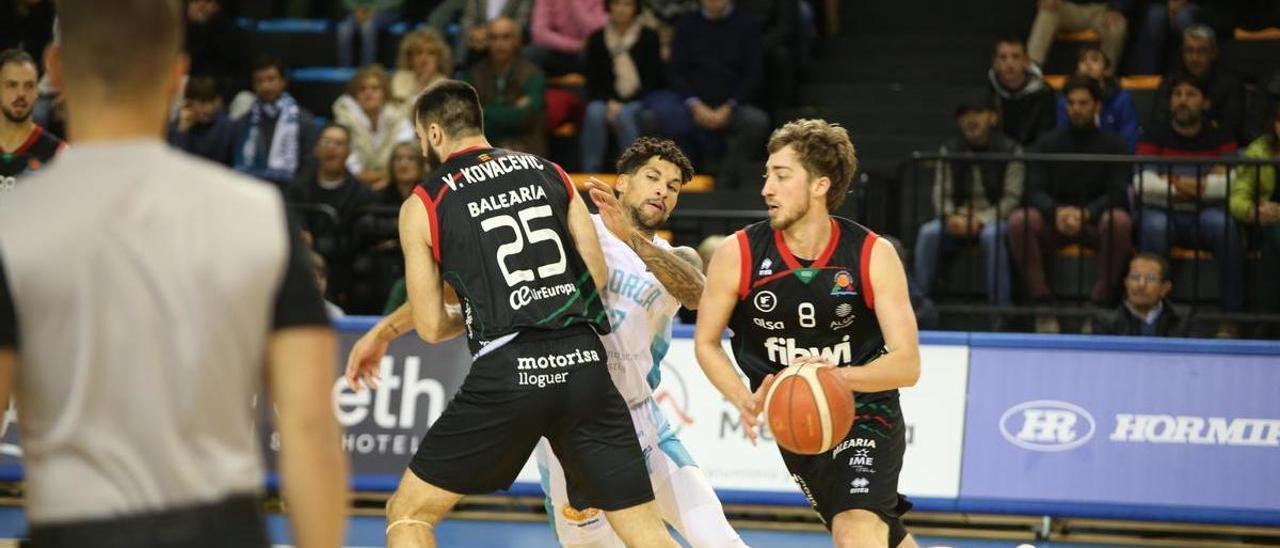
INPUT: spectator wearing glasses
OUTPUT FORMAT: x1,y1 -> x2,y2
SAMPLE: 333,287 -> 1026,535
1095,253 -> 1190,337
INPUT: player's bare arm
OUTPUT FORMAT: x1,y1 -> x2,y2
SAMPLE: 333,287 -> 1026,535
694,236 -> 770,443
345,286 -> 460,391
566,189 -> 609,293
587,178 -> 706,309
400,196 -> 465,344
835,237 -> 921,392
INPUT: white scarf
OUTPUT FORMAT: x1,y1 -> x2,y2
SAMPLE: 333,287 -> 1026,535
604,22 -> 642,100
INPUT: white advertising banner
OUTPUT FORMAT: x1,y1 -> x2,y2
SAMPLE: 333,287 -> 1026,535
516,338 -> 968,501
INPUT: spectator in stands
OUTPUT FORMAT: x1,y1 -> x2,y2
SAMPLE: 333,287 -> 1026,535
167,76 -> 234,165
390,29 -> 452,108
988,36 -> 1056,147
528,0 -> 608,77
184,0 -> 246,103
914,90 -> 1023,311
1057,45 -> 1138,151
333,64 -> 414,190
465,17 -> 547,154
233,56 -> 320,187
638,0 -> 700,60
0,0 -> 55,71
1230,106 -> 1280,319
1026,0 -> 1127,71
310,251 -> 347,318
667,0 -> 769,188
1094,253 -> 1190,336
580,0 -> 664,172
380,141 -> 424,206
1151,25 -> 1244,144
337,0 -> 404,67
457,0 -> 533,69
1132,0 -> 1202,75
1134,74 -> 1242,336
1008,76 -> 1132,333
742,0 -> 800,114
0,48 -> 64,192
287,124 -> 376,305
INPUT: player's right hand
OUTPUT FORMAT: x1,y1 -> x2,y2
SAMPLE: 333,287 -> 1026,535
345,331 -> 389,391
738,373 -> 776,445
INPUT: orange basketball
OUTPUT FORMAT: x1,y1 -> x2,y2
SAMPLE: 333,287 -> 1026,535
763,364 -> 855,455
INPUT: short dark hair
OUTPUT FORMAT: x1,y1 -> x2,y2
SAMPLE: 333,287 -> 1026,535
251,54 -> 288,79
184,75 -> 220,101
412,79 -> 484,138
320,123 -> 352,144
616,137 -> 695,184
1131,252 -> 1170,281
1167,71 -> 1207,97
994,34 -> 1026,55
1062,74 -> 1103,102
54,0 -> 184,95
1076,45 -> 1111,68
0,49 -> 36,73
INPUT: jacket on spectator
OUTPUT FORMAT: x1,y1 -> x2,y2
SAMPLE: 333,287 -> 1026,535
1230,135 -> 1279,223
332,95 -> 415,177
933,132 -> 1025,226
668,7 -> 763,108
1152,66 -> 1245,144
465,57 -> 547,155
531,0 -> 608,54
1095,298 -> 1190,337
1132,122 -> 1238,211
1026,125 -> 1130,220
989,64 -> 1057,147
584,25 -> 664,103
1056,77 -> 1140,152
167,112 -> 235,166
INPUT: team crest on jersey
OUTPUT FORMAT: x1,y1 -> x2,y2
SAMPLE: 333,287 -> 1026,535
477,153 -> 492,162
831,270 -> 858,296
758,257 -> 773,276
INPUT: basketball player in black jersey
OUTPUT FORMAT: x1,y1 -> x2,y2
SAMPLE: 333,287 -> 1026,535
0,49 -> 65,193
694,119 -> 921,548
344,80 -> 677,548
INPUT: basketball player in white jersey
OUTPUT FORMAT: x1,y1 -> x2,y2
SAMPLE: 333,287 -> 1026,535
347,137 -> 745,547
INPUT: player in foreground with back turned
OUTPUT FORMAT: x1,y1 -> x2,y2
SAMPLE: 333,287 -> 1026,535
694,119 -> 922,548
349,136 -> 747,547
344,80 -> 677,548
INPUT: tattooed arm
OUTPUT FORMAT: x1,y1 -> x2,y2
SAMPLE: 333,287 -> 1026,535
626,235 -> 706,310
587,178 -> 706,310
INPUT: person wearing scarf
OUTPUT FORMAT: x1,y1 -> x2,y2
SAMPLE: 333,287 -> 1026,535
232,56 -> 319,187
581,0 -> 663,172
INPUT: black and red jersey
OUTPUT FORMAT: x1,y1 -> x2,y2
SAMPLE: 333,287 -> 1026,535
727,216 -> 892,399
414,146 -> 608,355
0,125 -> 64,193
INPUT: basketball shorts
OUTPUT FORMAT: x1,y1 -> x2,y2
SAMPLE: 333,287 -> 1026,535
537,397 -> 746,547
409,325 -> 653,512
780,394 -> 912,546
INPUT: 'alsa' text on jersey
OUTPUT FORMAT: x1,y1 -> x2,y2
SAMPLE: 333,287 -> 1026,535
727,217 -> 893,400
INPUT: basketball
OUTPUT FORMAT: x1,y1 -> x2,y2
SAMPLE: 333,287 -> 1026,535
763,364 -> 855,455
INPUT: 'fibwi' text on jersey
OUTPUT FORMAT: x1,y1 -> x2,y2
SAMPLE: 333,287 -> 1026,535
414,147 -> 609,356
727,217 -> 893,400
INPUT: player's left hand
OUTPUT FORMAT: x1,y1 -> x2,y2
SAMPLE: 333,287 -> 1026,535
586,177 -> 638,242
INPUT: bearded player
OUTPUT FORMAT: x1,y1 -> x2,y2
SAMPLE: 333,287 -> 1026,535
694,119 -> 921,548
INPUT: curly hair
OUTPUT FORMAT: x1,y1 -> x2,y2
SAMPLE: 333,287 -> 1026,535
616,137 -> 695,184
346,64 -> 392,98
766,119 -> 858,211
397,29 -> 453,80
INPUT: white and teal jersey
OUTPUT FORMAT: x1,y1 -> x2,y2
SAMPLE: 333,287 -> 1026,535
592,215 -> 682,406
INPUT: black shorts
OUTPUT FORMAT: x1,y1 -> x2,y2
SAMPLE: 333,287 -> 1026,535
781,394 -> 913,546
409,326 -> 653,512
29,494 -> 267,548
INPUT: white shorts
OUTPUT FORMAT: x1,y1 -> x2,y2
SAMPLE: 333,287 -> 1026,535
535,397 -> 747,548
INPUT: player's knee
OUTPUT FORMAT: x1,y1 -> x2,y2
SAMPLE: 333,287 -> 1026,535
832,509 -> 889,548
386,487 -> 445,527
